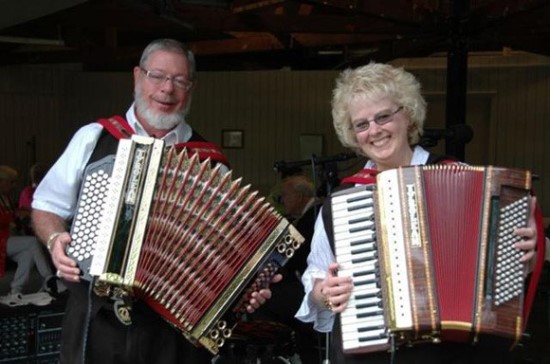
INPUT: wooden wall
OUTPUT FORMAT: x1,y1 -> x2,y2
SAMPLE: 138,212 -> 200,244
0,52 -> 548,218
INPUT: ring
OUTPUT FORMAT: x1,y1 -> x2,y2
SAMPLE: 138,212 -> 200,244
324,298 -> 334,311
56,270 -> 62,278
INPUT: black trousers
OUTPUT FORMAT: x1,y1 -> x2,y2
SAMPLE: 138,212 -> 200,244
60,284 -> 213,364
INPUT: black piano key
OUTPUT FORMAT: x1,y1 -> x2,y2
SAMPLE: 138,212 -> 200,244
356,301 -> 381,309
349,225 -> 374,233
353,278 -> 379,286
348,202 -> 374,211
349,215 -> 374,224
358,332 -> 388,342
352,266 -> 378,277
346,195 -> 371,203
350,236 -> 376,246
351,246 -> 376,255
354,291 -> 381,300
358,324 -> 386,332
357,309 -> 384,318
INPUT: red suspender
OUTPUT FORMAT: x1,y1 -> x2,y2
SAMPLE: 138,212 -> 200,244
97,115 -> 135,139
97,116 -> 230,168
340,169 -> 378,185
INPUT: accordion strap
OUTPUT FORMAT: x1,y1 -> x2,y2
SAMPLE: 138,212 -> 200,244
97,115 -> 230,167
97,115 -> 134,139
340,169 -> 378,185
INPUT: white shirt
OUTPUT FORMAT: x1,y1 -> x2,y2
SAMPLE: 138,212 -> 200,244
32,103 -> 193,220
295,146 -> 431,332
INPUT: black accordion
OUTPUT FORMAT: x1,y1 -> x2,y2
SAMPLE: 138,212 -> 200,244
66,135 -> 304,354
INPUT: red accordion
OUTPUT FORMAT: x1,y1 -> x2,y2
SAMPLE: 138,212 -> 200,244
66,135 -> 304,354
332,165 -> 533,354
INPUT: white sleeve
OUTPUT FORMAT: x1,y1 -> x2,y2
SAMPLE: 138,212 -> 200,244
295,207 -> 337,332
32,123 -> 103,220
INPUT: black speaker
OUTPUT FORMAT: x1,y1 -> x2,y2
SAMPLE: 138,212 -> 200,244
0,294 -> 66,364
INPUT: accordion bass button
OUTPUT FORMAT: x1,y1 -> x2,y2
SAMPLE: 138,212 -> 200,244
222,328 -> 232,338
209,329 -> 220,340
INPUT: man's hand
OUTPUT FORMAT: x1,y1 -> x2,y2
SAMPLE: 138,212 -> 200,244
245,273 -> 282,313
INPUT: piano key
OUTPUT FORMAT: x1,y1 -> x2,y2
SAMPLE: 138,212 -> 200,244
334,229 -> 376,242
336,250 -> 377,265
342,337 -> 389,351
333,219 -> 375,234
335,242 -> 377,256
332,189 -> 373,205
333,205 -> 374,218
341,322 -> 386,334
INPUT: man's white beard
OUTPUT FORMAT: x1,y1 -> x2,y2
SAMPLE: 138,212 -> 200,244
134,89 -> 186,130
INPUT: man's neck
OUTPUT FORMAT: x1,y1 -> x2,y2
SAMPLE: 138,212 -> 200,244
137,117 -> 172,139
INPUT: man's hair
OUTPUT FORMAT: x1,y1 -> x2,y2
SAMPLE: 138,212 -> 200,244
139,39 -> 196,81
29,163 -> 46,185
283,175 -> 315,199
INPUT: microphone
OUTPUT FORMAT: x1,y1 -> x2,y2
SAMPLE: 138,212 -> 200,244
422,124 -> 474,144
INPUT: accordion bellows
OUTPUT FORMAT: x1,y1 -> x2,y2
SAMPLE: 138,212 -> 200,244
67,135 -> 304,354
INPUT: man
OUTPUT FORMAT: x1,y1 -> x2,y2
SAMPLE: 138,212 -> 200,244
249,174 -> 322,363
31,39 -> 275,364
279,174 -> 320,276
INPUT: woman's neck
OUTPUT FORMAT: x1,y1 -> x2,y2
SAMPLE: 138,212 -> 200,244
375,146 -> 414,171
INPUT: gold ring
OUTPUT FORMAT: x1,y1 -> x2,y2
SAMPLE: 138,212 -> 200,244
324,298 -> 334,311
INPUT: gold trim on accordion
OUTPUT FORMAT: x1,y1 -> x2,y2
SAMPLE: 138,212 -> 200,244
332,165 -> 532,354
66,135 -> 304,354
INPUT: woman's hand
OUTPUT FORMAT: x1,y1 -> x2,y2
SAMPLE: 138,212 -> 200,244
316,262 -> 353,313
514,196 -> 538,266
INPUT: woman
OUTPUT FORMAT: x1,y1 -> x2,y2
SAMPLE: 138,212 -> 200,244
295,62 -> 540,363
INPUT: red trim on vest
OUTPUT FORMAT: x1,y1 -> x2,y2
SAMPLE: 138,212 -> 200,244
340,169 -> 378,185
174,141 -> 230,168
523,203 -> 545,328
438,159 -> 457,164
97,116 -> 230,168
97,115 -> 135,140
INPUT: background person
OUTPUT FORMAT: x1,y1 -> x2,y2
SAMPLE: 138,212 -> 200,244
0,165 -> 55,306
18,163 -> 47,235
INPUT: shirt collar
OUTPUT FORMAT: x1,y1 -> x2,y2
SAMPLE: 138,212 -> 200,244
126,102 -> 193,146
364,145 -> 430,169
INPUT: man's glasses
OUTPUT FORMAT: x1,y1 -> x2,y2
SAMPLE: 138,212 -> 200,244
350,106 -> 404,133
140,67 -> 193,91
